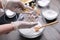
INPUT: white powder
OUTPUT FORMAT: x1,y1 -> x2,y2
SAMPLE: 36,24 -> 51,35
42,10 -> 58,20
5,9 -> 16,18
6,10 -> 14,15
19,22 -> 44,36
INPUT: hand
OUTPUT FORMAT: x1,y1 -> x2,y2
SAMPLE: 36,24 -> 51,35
6,1 -> 25,13
11,21 -> 37,29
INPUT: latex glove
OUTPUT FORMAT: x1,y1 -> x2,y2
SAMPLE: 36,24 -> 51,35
5,0 -> 25,13
11,21 -> 37,30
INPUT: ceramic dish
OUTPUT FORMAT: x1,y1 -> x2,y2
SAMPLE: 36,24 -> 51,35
18,22 -> 45,38
42,9 -> 58,20
37,0 -> 50,7
5,9 -> 16,18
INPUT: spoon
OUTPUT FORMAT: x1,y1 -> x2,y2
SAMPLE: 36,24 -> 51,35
34,21 -> 58,32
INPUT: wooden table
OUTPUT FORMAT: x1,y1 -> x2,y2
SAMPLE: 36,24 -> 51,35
0,0 -> 60,40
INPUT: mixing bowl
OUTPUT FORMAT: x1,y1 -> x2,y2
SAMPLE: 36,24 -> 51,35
18,22 -> 45,38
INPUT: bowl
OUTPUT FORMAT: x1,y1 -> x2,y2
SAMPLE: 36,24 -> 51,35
42,9 -> 58,20
5,9 -> 16,18
37,0 -> 50,7
18,22 -> 45,38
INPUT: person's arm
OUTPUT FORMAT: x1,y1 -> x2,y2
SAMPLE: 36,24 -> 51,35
0,23 -> 14,35
0,21 -> 37,35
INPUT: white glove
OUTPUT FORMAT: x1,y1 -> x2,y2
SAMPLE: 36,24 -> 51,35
11,21 -> 37,30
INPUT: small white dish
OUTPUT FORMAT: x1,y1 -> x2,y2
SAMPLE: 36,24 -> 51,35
42,9 -> 58,20
19,22 -> 45,38
37,0 -> 50,7
5,9 -> 16,18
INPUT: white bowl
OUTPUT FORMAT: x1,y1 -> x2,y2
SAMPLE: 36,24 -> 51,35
5,9 -> 16,18
37,0 -> 50,7
42,9 -> 58,20
19,22 -> 45,38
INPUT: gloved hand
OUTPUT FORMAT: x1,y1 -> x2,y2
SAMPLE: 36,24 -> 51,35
11,21 -> 37,30
5,0 -> 26,13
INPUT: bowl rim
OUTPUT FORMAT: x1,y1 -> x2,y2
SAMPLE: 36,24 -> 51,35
18,22 -> 45,36
42,9 -> 59,20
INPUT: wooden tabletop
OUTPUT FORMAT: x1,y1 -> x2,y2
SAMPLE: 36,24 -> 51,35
0,0 -> 60,40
